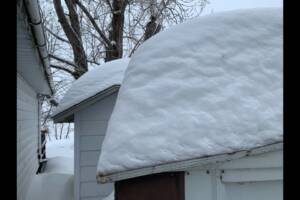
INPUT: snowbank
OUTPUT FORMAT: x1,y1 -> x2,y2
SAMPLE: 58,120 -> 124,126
25,173 -> 74,200
52,58 -> 130,116
47,135 -> 74,158
45,157 -> 74,174
97,8 -> 283,175
45,135 -> 74,173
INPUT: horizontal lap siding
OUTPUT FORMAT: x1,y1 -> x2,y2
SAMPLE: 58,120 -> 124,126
80,135 -> 105,151
17,74 -> 39,200
81,166 -> 98,182
80,151 -> 100,166
81,181 -> 112,198
17,9 -> 51,95
185,150 -> 283,200
75,93 -> 118,200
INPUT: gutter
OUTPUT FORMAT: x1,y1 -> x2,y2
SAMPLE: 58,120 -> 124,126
23,0 -> 55,96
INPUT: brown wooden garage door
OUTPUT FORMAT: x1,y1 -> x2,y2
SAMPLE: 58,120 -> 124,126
115,172 -> 185,200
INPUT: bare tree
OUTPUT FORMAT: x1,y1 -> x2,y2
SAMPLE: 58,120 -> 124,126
42,0 -> 209,79
65,123 -> 71,138
39,0 -> 209,133
59,123 -> 64,139
55,124 -> 58,140
52,0 -> 88,79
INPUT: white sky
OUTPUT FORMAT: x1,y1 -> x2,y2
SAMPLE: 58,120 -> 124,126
201,0 -> 283,15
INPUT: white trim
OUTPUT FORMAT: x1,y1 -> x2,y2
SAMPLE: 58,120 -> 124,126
216,170 -> 225,200
74,114 -> 81,200
23,0 -> 54,95
52,85 -> 119,123
221,167 -> 282,183
97,142 -> 283,183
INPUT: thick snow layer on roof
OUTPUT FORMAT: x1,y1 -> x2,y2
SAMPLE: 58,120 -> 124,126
52,58 -> 130,116
97,8 -> 283,175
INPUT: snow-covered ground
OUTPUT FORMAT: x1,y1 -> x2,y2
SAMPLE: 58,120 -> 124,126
46,134 -> 74,158
25,132 -> 75,200
25,173 -> 74,200
45,131 -> 74,173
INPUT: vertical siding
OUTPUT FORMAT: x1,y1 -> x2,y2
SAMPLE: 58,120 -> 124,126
17,74 -> 39,200
75,92 -> 118,200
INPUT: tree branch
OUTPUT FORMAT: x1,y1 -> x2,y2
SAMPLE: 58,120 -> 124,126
46,27 -> 70,44
64,0 -> 82,38
53,0 -> 82,46
75,0 -> 112,47
129,34 -> 145,57
49,54 -> 78,68
105,0 -> 113,13
87,59 -> 100,65
50,64 -> 75,75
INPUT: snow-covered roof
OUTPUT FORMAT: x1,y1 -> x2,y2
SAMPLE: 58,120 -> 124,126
97,8 -> 283,178
52,58 -> 130,117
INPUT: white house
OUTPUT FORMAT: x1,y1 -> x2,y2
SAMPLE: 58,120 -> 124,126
96,8 -> 283,200
52,58 -> 130,200
17,0 -> 55,199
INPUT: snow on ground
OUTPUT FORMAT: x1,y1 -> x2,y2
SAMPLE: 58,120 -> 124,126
52,58 -> 130,116
25,134 -> 75,200
45,132 -> 74,173
47,134 -> 74,158
25,173 -> 74,200
45,156 -> 74,174
97,8 -> 283,175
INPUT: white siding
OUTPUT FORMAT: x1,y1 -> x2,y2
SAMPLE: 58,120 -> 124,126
17,6 -> 51,95
185,150 -> 283,200
17,74 -> 39,200
75,93 -> 118,200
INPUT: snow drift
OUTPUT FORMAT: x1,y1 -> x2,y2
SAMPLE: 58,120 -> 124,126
52,58 -> 130,116
97,8 -> 283,175
25,173 -> 74,200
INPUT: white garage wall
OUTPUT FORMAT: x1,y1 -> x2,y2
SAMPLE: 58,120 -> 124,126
185,150 -> 283,200
74,93 -> 118,200
17,74 -> 39,200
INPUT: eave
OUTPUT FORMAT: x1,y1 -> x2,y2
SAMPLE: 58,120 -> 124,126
97,142 -> 283,184
52,85 -> 120,123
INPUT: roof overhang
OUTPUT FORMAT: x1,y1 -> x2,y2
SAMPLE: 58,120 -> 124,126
52,85 -> 120,123
97,142 -> 283,184
21,0 -> 55,95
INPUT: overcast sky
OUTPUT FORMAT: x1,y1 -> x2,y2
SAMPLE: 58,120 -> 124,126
201,0 -> 283,15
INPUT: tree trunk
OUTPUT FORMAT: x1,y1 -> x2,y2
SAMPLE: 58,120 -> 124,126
144,15 -> 161,41
65,123 -> 71,139
59,123 -> 64,139
55,124 -> 58,140
53,0 -> 88,78
105,0 -> 127,62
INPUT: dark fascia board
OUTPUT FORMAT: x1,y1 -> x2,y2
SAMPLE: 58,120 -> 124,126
52,85 -> 120,123
97,141 -> 283,184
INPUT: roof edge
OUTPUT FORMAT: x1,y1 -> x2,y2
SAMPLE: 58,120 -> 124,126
97,141 -> 283,184
23,0 -> 55,95
52,85 -> 120,123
